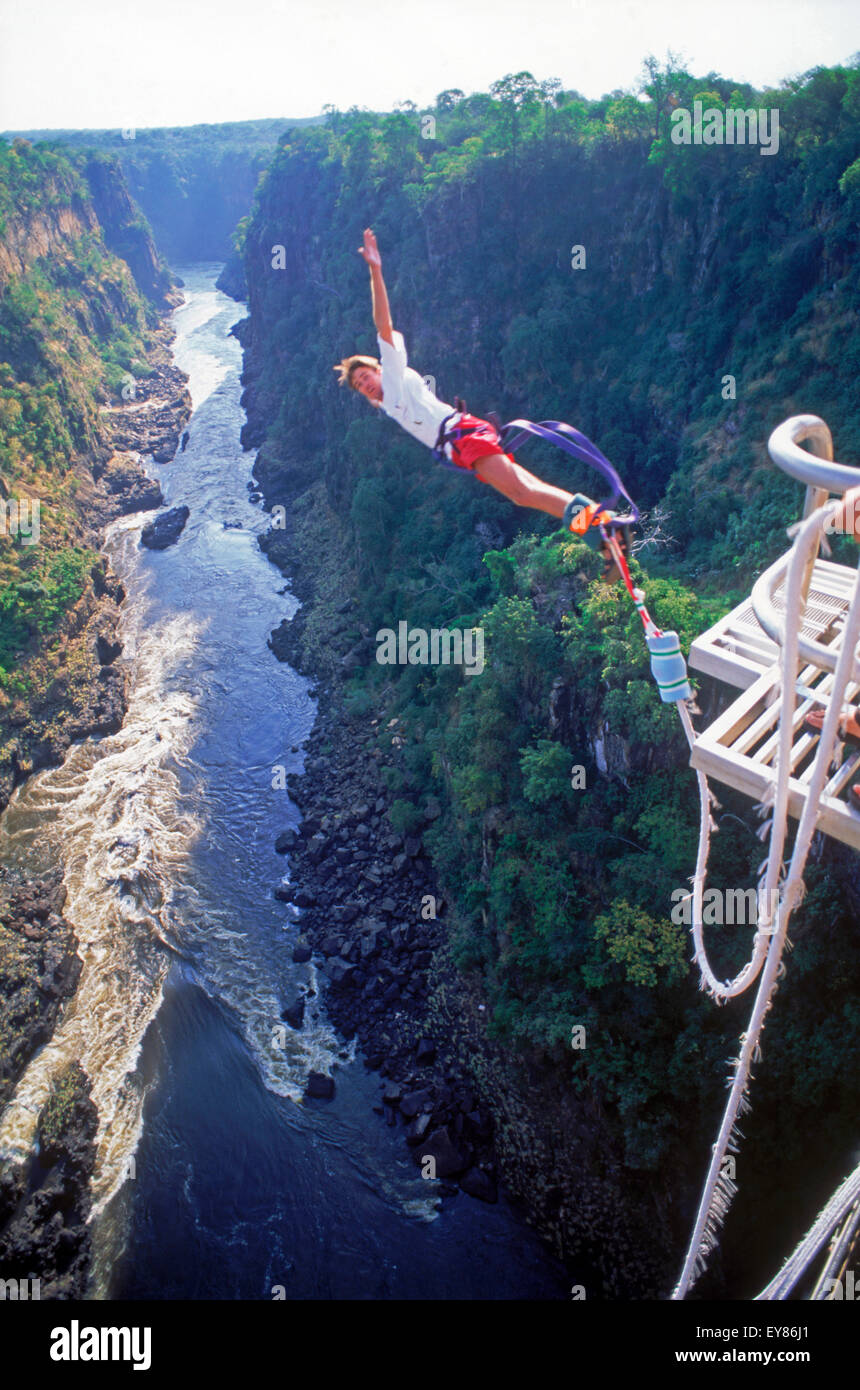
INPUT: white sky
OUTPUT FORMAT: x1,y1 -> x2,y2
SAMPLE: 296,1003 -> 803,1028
0,0 -> 857,132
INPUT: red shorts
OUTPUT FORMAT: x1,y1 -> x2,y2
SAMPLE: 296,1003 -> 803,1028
446,413 -> 514,483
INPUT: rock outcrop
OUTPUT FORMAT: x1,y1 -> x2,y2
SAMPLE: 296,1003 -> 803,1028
140,504 -> 190,550
0,1060 -> 97,1300
83,153 -> 175,306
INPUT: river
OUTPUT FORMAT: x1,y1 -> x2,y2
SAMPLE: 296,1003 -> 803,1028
0,264 -> 568,1300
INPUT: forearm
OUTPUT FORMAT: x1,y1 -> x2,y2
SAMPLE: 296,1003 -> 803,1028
369,264 -> 394,343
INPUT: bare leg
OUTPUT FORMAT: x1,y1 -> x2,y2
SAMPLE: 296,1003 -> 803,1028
472,452 -> 574,520
471,450 -> 626,578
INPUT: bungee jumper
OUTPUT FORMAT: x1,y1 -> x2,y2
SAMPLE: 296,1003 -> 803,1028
335,228 -> 634,581
335,227 -> 692,707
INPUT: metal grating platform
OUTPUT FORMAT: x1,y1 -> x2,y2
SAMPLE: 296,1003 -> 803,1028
689,558 -> 855,690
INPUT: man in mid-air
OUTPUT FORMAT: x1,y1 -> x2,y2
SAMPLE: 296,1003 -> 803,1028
334,228 -> 620,572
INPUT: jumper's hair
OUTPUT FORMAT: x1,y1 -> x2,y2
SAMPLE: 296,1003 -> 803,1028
333,354 -> 380,391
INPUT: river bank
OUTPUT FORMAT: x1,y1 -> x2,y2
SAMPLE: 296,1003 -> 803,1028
0,870 -> 96,1299
0,324 -> 191,815
0,321 -> 190,1299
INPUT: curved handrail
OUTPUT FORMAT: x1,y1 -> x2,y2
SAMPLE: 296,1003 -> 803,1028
751,416 -> 860,679
767,414 -> 860,495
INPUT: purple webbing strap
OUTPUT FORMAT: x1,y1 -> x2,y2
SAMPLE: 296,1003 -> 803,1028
500,418 -> 640,526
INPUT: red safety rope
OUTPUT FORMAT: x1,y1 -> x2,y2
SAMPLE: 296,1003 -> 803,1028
604,531 -> 661,638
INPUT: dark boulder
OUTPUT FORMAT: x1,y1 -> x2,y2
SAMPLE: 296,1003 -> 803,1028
275,829 -> 298,854
281,998 -> 305,1029
406,1114 -> 433,1146
305,1072 -> 335,1100
307,833 -> 328,864
359,927 -> 385,960
140,505 -> 190,550
400,1089 -> 432,1119
95,633 -> 123,665
326,959 -> 356,986
101,457 -> 163,514
418,1127 -> 467,1178
459,1167 -> 498,1203
465,1109 -> 494,1141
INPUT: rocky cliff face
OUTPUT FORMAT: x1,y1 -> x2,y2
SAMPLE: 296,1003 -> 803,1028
216,250 -> 247,301
82,153 -> 175,306
0,188 -> 96,296
0,877 -> 97,1299
0,144 -> 175,308
0,871 -> 81,1111
0,559 -> 127,810
0,141 -> 192,814
0,320 -> 191,815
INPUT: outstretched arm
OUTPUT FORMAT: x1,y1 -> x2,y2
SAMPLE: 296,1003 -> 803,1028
358,228 -> 394,344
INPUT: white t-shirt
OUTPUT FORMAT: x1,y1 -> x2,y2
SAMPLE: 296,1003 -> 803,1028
377,330 -> 454,450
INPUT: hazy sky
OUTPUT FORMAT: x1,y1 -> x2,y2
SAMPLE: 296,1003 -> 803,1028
0,0 -> 857,132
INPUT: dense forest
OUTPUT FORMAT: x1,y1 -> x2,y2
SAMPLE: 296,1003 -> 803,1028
238,59 -> 860,1279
